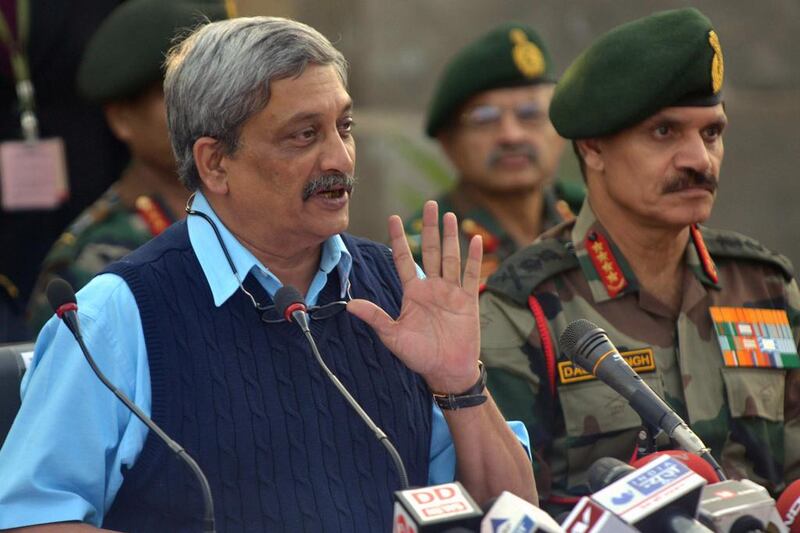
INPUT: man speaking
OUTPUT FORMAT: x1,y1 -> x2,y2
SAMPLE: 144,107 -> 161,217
0,16 -> 534,532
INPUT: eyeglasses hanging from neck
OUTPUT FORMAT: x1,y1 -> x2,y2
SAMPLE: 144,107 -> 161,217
184,192 -> 351,324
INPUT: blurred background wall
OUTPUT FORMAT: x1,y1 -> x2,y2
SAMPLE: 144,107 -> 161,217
238,0 -> 800,269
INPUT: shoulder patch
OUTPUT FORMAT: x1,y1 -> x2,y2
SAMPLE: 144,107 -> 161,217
485,233 -> 578,305
700,226 -> 795,281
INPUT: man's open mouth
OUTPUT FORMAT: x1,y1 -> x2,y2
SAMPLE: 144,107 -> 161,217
315,186 -> 349,199
302,173 -> 356,201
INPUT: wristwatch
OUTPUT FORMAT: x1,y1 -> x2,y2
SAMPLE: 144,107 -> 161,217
432,361 -> 488,410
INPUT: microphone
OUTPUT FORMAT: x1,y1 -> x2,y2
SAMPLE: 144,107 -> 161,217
699,478 -> 785,533
559,319 -> 726,482
46,278 -> 216,533
561,497 -> 638,533
273,285 -> 410,490
584,455 -> 712,532
393,482 -> 483,532
632,451 -> 721,486
479,490 -> 565,532
776,480 -> 800,532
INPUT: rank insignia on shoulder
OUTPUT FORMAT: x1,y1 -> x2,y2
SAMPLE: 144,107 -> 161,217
461,218 -> 500,253
558,347 -> 656,385
710,306 -> 800,369
135,196 -> 171,237
585,231 -> 627,297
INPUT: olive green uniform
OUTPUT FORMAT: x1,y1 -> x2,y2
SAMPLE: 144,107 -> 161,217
480,200 -> 800,513
404,183 -> 581,280
27,186 -> 175,332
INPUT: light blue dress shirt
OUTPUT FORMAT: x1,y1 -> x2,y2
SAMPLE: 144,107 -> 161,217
0,192 -> 529,528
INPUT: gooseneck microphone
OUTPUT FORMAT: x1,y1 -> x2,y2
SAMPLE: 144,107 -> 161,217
273,285 -> 410,490
46,278 -> 216,533
559,319 -> 726,482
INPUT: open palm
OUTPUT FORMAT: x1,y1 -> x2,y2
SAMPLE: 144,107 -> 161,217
347,201 -> 483,393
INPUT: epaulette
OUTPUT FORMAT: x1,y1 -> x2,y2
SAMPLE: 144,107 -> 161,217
484,230 -> 578,306
700,226 -> 795,281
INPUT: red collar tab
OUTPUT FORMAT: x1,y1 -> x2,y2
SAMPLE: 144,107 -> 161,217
585,231 -> 628,298
135,195 -> 172,237
690,224 -> 718,284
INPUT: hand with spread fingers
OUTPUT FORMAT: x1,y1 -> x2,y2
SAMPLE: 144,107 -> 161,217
349,200 -> 537,505
347,200 -> 483,393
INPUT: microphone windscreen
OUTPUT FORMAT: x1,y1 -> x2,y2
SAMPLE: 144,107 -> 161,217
777,479 -> 800,533
588,456 -> 633,492
559,318 -> 599,355
274,285 -> 305,318
631,450 -> 720,485
46,278 -> 77,312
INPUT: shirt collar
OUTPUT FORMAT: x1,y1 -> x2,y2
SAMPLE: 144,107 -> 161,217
569,198 -> 720,304
187,191 -> 352,307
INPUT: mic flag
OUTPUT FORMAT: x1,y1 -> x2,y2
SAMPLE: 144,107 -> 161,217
393,482 -> 483,532
585,454 -> 708,532
479,490 -> 565,532
777,480 -> 800,532
561,497 -> 637,533
631,450 -> 720,485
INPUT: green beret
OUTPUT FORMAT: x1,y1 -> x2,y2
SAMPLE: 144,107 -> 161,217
550,8 -> 724,139
425,22 -> 555,137
77,0 -> 228,102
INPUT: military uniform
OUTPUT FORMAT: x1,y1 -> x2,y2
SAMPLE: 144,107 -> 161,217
26,186 -> 175,332
480,200 -> 800,513
404,183 -> 580,280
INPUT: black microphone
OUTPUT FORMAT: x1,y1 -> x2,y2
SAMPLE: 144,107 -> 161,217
46,278 -> 216,533
273,285 -> 410,490
559,319 -> 726,482
588,456 -> 634,493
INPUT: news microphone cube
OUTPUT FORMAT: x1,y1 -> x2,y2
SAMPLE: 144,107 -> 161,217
561,497 -> 637,533
589,454 -> 706,531
393,482 -> 483,532
700,479 -> 786,532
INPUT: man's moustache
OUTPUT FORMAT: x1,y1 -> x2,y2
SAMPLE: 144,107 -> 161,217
662,170 -> 718,194
302,173 -> 357,200
486,144 -> 538,167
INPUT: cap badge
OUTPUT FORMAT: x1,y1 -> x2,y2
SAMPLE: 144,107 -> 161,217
708,30 -> 724,94
510,28 -> 545,79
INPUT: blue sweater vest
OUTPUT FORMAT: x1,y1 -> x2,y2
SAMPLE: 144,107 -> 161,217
101,221 -> 432,532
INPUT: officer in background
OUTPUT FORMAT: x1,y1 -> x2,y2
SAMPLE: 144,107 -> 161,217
479,8 -> 800,515
0,1 -> 129,342
405,22 -> 583,281
26,0 -> 229,333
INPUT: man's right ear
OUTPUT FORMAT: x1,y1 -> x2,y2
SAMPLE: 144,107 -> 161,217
575,138 -> 604,173
193,136 -> 229,195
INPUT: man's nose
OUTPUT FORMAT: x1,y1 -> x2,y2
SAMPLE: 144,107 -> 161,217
495,110 -> 528,144
674,132 -> 713,174
320,130 -> 355,175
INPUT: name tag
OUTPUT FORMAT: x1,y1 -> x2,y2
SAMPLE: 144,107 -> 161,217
0,138 -> 68,211
710,306 -> 800,369
558,348 -> 656,385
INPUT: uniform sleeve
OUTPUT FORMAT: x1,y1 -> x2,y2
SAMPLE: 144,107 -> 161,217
784,277 -> 800,485
0,274 -> 151,528
479,291 -> 550,471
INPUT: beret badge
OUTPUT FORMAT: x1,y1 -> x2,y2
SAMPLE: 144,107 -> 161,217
510,28 -> 545,79
708,30 -> 724,94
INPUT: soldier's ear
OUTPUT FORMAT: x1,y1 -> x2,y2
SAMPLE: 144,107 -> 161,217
193,137 -> 229,195
576,139 -> 604,173
103,102 -> 134,142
